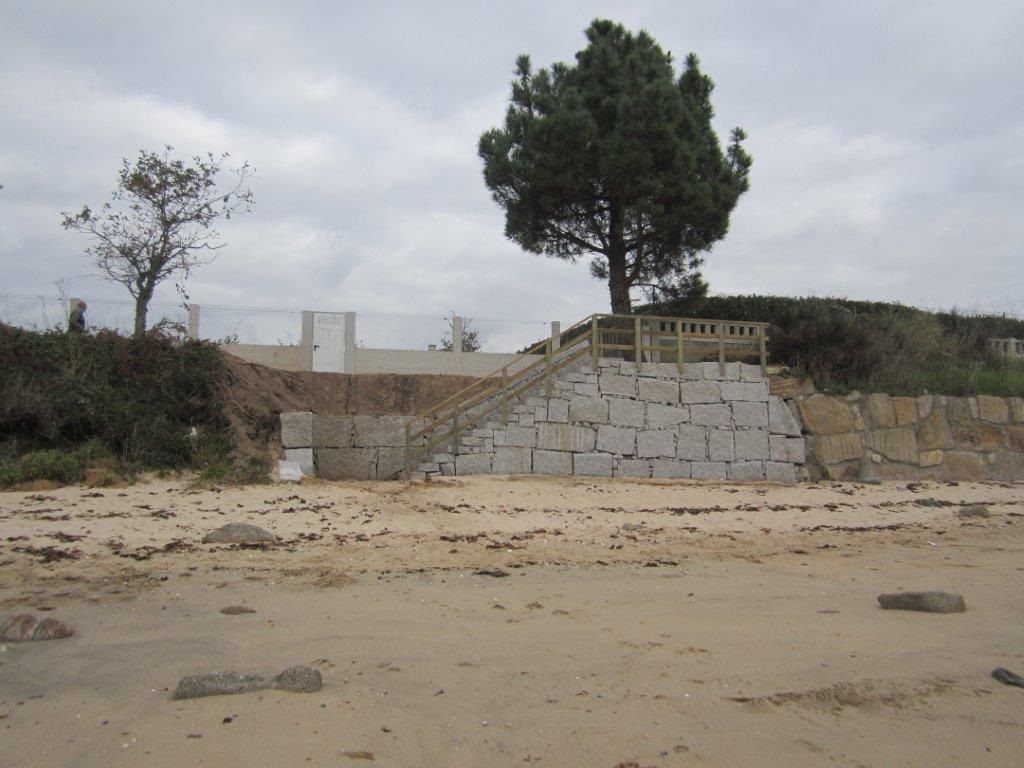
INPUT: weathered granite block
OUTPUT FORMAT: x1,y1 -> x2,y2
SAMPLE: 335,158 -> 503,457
919,449 -> 943,467
574,382 -> 599,397
812,432 -> 864,464
494,425 -> 537,448
573,452 -> 613,477
708,430 -> 734,462
918,410 -> 955,451
652,460 -> 691,479
493,447 -> 532,474
681,363 -> 704,380
731,401 -> 768,428
637,429 -> 676,458
702,361 -> 740,380
1011,397 -> 1024,423
616,361 -> 637,376
769,435 -> 805,464
677,424 -> 708,460
729,461 -> 765,481
547,399 -> 569,423
865,393 -> 896,428
646,403 -> 689,428
533,449 -> 572,475
765,462 -> 797,483
569,396 -> 609,424
917,395 -> 934,419
353,415 -> 406,447
720,381 -> 769,402
799,395 -> 855,435
637,378 -> 680,404
608,397 -> 645,427
317,448 -> 376,480
596,424 -> 636,455
519,412 -> 535,427
768,396 -> 802,436
313,415 -> 352,448
600,373 -> 636,397
281,412 -> 313,448
866,427 -> 919,463
739,363 -> 765,382
537,423 -> 595,452
456,453 -> 492,475
978,395 -> 1009,423
638,363 -> 680,378
734,429 -> 770,460
940,451 -> 985,481
690,404 -> 731,427
615,459 -> 652,478
691,462 -> 727,480
680,380 -> 722,404
892,397 -> 917,426
284,448 -> 314,476
376,447 -> 405,479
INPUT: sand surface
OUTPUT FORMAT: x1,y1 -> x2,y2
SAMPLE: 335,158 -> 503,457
1,475 -> 1023,767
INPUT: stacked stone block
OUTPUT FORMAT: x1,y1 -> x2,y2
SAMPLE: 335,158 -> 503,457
413,358 -> 805,482
798,392 -> 1024,481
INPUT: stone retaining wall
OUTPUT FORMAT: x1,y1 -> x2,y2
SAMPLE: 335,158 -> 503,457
282,358 -> 807,481
795,392 -> 1024,481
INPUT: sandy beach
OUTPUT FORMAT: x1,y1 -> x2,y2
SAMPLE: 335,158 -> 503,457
2,475 -> 1023,767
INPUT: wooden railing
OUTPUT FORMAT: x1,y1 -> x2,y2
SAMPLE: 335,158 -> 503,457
401,313 -> 769,479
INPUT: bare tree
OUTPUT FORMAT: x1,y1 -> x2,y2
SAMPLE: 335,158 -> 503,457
62,146 -> 254,338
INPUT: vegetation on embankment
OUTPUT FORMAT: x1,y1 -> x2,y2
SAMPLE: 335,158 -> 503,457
639,294 -> 1024,397
0,324 -> 264,488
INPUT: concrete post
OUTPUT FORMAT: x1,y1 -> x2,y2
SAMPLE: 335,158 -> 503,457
344,312 -> 356,373
300,311 -> 314,371
452,315 -> 464,374
186,303 -> 200,340
550,321 -> 561,351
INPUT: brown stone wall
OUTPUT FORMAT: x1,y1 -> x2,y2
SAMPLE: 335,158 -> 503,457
792,391 -> 1024,481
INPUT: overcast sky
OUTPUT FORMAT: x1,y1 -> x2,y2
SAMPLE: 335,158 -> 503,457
2,0 -> 1023,332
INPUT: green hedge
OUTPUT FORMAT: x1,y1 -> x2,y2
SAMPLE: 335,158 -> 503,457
0,325 -> 228,469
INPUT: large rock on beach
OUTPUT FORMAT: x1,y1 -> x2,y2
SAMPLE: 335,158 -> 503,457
202,523 -> 276,544
877,591 -> 966,614
0,614 -> 74,642
172,665 -> 322,700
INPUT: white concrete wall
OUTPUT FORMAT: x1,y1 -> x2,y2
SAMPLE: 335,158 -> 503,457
223,343 -> 304,371
354,348 -> 543,376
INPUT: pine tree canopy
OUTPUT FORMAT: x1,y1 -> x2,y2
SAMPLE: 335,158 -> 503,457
479,19 -> 752,314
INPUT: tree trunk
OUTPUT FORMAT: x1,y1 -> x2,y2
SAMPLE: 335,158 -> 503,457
606,199 -> 631,316
133,290 -> 152,340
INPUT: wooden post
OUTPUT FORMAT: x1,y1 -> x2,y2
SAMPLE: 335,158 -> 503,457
544,338 -> 553,397
718,324 -> 726,377
404,423 -> 412,481
676,320 -> 684,374
759,327 -> 767,376
451,405 -> 460,454
591,315 -> 599,369
501,366 -> 509,424
634,316 -> 642,373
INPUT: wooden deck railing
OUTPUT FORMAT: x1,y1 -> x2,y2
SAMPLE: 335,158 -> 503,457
401,313 -> 769,479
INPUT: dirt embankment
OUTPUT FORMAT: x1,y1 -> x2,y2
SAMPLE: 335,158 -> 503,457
219,353 -> 478,458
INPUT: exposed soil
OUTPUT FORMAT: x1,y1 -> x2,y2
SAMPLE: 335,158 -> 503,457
219,353 -> 478,458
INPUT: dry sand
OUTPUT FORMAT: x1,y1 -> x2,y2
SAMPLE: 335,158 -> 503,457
1,475 -> 1023,767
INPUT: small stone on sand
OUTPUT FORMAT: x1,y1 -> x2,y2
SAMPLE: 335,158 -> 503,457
474,567 -> 510,578
877,591 -> 966,613
172,665 -> 322,700
992,667 -> 1024,688
220,606 -> 256,615
274,665 -> 323,693
0,614 -> 74,642
202,523 -> 276,544
957,504 -> 990,518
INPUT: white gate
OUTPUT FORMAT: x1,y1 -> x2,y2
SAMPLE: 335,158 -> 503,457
312,312 -> 347,372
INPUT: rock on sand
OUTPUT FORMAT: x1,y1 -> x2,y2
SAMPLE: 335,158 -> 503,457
172,665 -> 322,700
220,605 -> 257,615
877,591 -> 966,613
202,523 -> 276,544
0,614 -> 74,642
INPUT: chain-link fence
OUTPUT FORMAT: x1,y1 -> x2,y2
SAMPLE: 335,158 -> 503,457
0,295 -> 564,353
